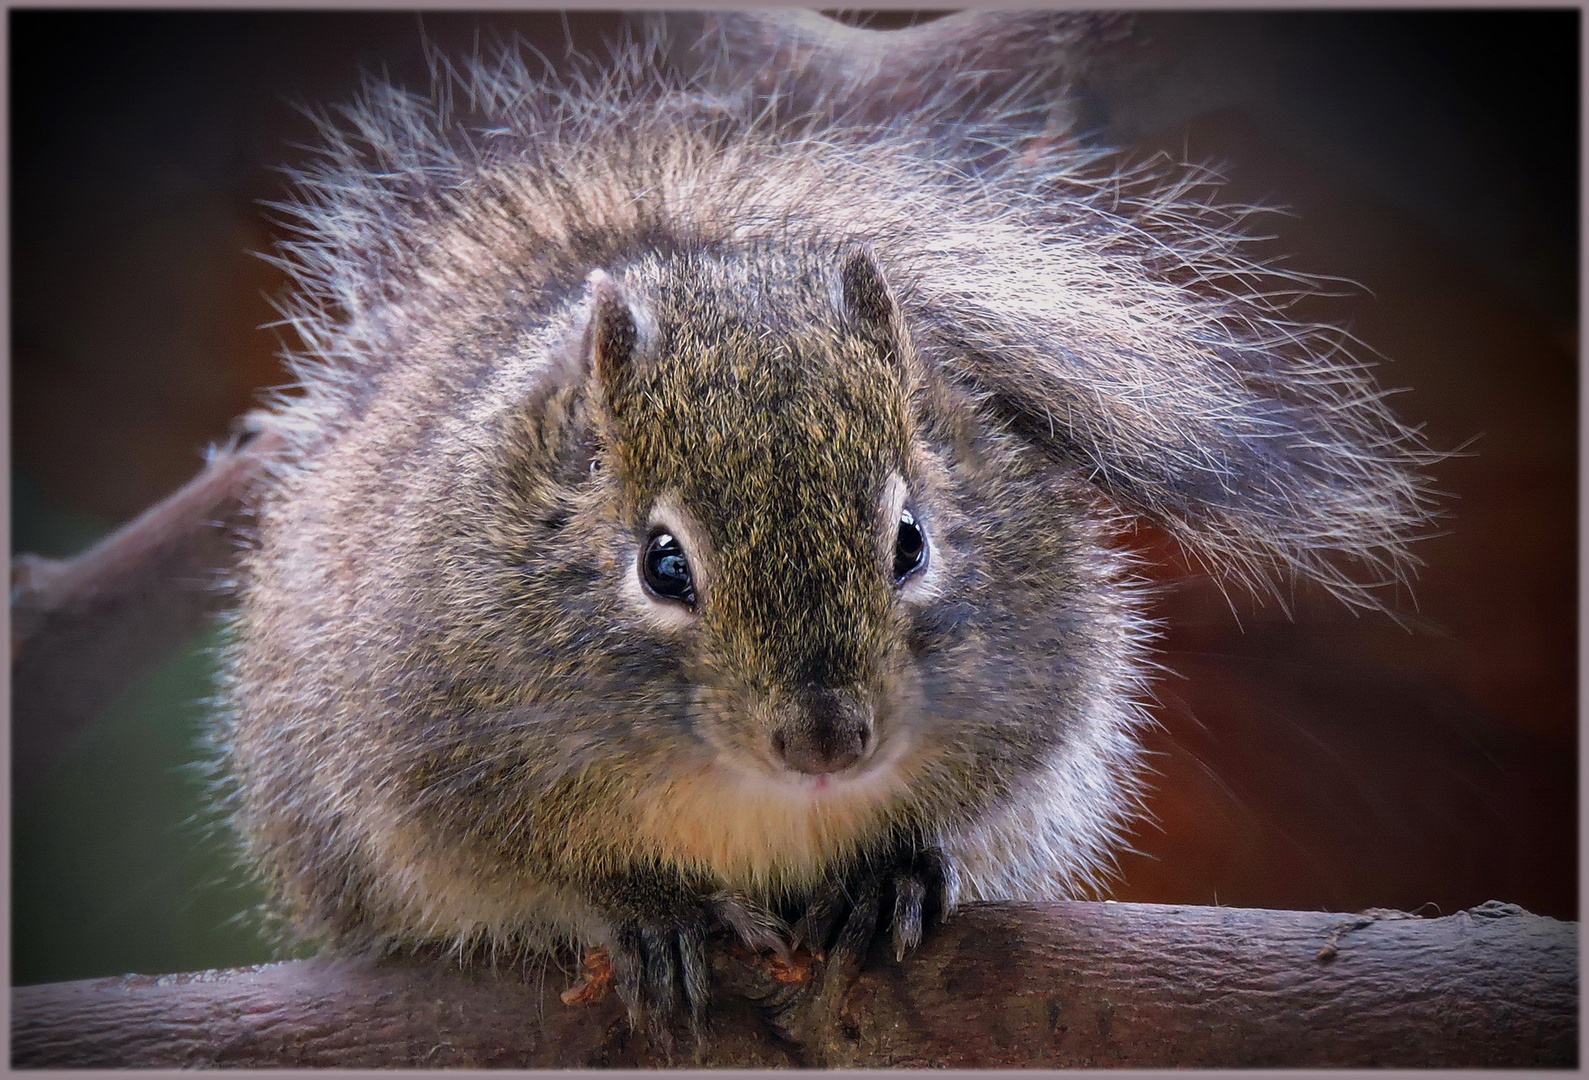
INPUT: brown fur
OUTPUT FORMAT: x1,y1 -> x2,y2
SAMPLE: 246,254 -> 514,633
214,25 -> 1431,1002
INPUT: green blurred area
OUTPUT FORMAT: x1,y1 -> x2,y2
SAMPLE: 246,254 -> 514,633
12,475 -> 279,985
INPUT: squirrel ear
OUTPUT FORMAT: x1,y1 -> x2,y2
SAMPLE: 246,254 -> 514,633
583,269 -> 639,400
839,247 -> 902,347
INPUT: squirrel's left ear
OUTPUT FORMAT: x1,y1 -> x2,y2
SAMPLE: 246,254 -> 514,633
583,269 -> 639,396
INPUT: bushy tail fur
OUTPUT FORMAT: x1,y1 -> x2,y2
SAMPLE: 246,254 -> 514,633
262,12 -> 1435,610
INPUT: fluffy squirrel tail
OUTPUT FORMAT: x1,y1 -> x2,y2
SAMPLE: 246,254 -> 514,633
265,11 -> 1437,612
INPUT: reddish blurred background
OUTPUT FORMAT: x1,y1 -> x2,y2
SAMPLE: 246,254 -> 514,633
10,11 -> 1577,984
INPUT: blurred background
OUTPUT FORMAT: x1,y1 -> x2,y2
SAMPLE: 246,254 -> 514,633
10,10 -> 1577,985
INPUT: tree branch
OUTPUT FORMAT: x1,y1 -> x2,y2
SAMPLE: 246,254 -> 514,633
10,426 -> 283,795
12,900 -> 1576,1068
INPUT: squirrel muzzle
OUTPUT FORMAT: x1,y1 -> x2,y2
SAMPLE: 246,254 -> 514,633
769,687 -> 873,775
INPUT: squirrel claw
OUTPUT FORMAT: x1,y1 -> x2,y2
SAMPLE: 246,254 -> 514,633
789,888 -> 845,959
891,870 -> 928,961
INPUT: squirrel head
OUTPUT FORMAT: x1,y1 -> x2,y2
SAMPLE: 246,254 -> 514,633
377,240 -> 1127,895
573,249 -> 930,778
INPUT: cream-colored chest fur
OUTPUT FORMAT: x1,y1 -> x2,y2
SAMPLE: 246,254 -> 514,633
629,740 -> 920,895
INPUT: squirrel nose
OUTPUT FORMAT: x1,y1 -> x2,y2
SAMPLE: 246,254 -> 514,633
771,689 -> 872,775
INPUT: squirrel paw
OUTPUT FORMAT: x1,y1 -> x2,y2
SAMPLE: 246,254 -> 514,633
602,892 -> 789,1041
792,843 -> 950,971
604,914 -> 713,1042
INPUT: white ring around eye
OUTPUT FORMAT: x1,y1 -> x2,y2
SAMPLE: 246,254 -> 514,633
881,471 -> 941,602
623,493 -> 710,630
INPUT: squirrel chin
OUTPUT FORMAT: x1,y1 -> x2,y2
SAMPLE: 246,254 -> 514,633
631,733 -> 919,888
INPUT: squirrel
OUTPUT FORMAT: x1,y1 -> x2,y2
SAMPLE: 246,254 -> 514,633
214,14 -> 1433,1039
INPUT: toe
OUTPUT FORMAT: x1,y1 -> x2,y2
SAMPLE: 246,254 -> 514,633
608,926 -> 650,1028
791,884 -> 846,959
891,870 -> 926,961
827,872 -> 883,973
676,921 -> 711,1026
639,925 -> 679,1021
710,890 -> 790,960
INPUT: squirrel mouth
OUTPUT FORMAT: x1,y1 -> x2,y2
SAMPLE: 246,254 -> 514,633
768,729 -> 910,796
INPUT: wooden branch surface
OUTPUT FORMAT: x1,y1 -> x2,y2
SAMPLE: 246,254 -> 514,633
10,426 -> 283,795
13,900 -> 1576,1069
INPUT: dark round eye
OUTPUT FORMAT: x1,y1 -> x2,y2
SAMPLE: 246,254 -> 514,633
642,531 -> 696,606
893,507 -> 927,583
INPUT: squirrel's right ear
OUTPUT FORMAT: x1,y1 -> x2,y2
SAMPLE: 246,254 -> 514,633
582,269 -> 641,406
839,248 -> 906,354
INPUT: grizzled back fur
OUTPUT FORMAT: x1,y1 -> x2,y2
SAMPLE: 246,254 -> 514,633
218,18 -> 1433,958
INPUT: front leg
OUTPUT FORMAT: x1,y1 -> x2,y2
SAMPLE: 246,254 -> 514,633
792,837 -> 954,973
582,867 -> 788,1042
582,866 -> 714,1041
767,837 -> 954,1054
